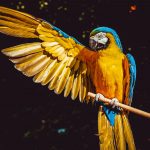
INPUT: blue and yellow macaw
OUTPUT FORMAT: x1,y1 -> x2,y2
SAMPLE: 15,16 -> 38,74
0,6 -> 136,150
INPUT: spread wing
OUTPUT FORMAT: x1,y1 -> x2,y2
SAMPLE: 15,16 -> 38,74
0,6 -> 95,102
126,53 -> 136,105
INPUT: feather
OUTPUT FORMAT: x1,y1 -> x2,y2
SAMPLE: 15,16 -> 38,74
0,26 -> 38,38
98,109 -> 115,150
55,67 -> 71,94
79,63 -> 87,101
23,57 -> 50,77
37,23 -> 58,36
79,74 -> 87,102
73,59 -> 80,71
114,114 -> 126,150
58,53 -> 67,61
0,6 -> 39,38
2,42 -> 42,57
0,6 -> 39,25
42,42 -> 59,47
39,35 -> 55,42
45,45 -> 61,54
0,19 -> 35,32
55,37 -> 71,49
37,24 -> 58,37
51,46 -> 65,54
68,37 -> 76,45
66,57 -> 76,68
85,76 -> 94,102
9,53 -> 40,64
37,24 -> 52,32
0,15 -> 36,28
15,53 -> 45,71
71,68 -> 81,100
64,38 -> 74,48
68,47 -> 79,57
33,60 -> 52,83
122,114 -> 136,150
52,47 -> 65,57
48,64 -> 66,90
48,57 -> 68,90
49,29 -> 58,36
41,59 -> 58,85
37,28 -> 54,37
64,72 -> 74,97
126,53 -> 136,106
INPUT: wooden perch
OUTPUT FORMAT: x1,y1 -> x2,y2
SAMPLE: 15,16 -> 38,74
88,92 -> 150,119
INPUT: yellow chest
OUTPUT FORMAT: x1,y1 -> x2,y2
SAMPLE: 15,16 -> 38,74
91,51 -> 125,102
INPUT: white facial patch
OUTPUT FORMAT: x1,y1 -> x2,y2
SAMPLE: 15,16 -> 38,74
92,32 -> 108,45
97,37 -> 108,45
90,32 -> 108,45
89,32 -> 109,50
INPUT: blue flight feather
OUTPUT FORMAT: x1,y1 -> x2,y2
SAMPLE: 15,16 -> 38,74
91,27 -> 123,51
126,53 -> 136,103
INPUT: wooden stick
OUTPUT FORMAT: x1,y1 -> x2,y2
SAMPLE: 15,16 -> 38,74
88,92 -> 150,119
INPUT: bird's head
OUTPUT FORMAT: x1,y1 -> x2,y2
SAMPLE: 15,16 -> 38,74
89,27 -> 123,51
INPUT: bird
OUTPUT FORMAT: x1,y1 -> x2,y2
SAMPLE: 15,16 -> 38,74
0,6 -> 136,150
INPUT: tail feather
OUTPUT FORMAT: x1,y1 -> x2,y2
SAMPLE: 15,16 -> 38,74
114,114 -> 126,150
98,107 -> 115,150
122,113 -> 136,150
98,108 -> 136,150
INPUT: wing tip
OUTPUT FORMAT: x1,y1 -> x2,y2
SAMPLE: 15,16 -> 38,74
1,49 -> 7,55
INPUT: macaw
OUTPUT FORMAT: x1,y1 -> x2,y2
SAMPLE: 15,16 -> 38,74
0,6 -> 136,150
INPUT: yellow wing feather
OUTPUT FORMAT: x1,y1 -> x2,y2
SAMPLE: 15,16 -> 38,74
55,67 -> 71,94
71,68 -> 82,100
0,6 -> 95,102
0,6 -> 39,38
41,60 -> 59,85
64,72 -> 75,97
2,42 -> 43,57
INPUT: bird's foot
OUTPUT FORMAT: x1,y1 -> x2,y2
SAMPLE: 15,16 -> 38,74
110,98 -> 121,110
95,93 -> 105,102
110,98 -> 119,108
95,94 -> 121,111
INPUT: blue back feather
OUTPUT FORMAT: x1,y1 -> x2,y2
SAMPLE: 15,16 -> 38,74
126,53 -> 136,104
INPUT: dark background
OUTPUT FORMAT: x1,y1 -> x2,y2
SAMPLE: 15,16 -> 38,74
0,0 -> 150,150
